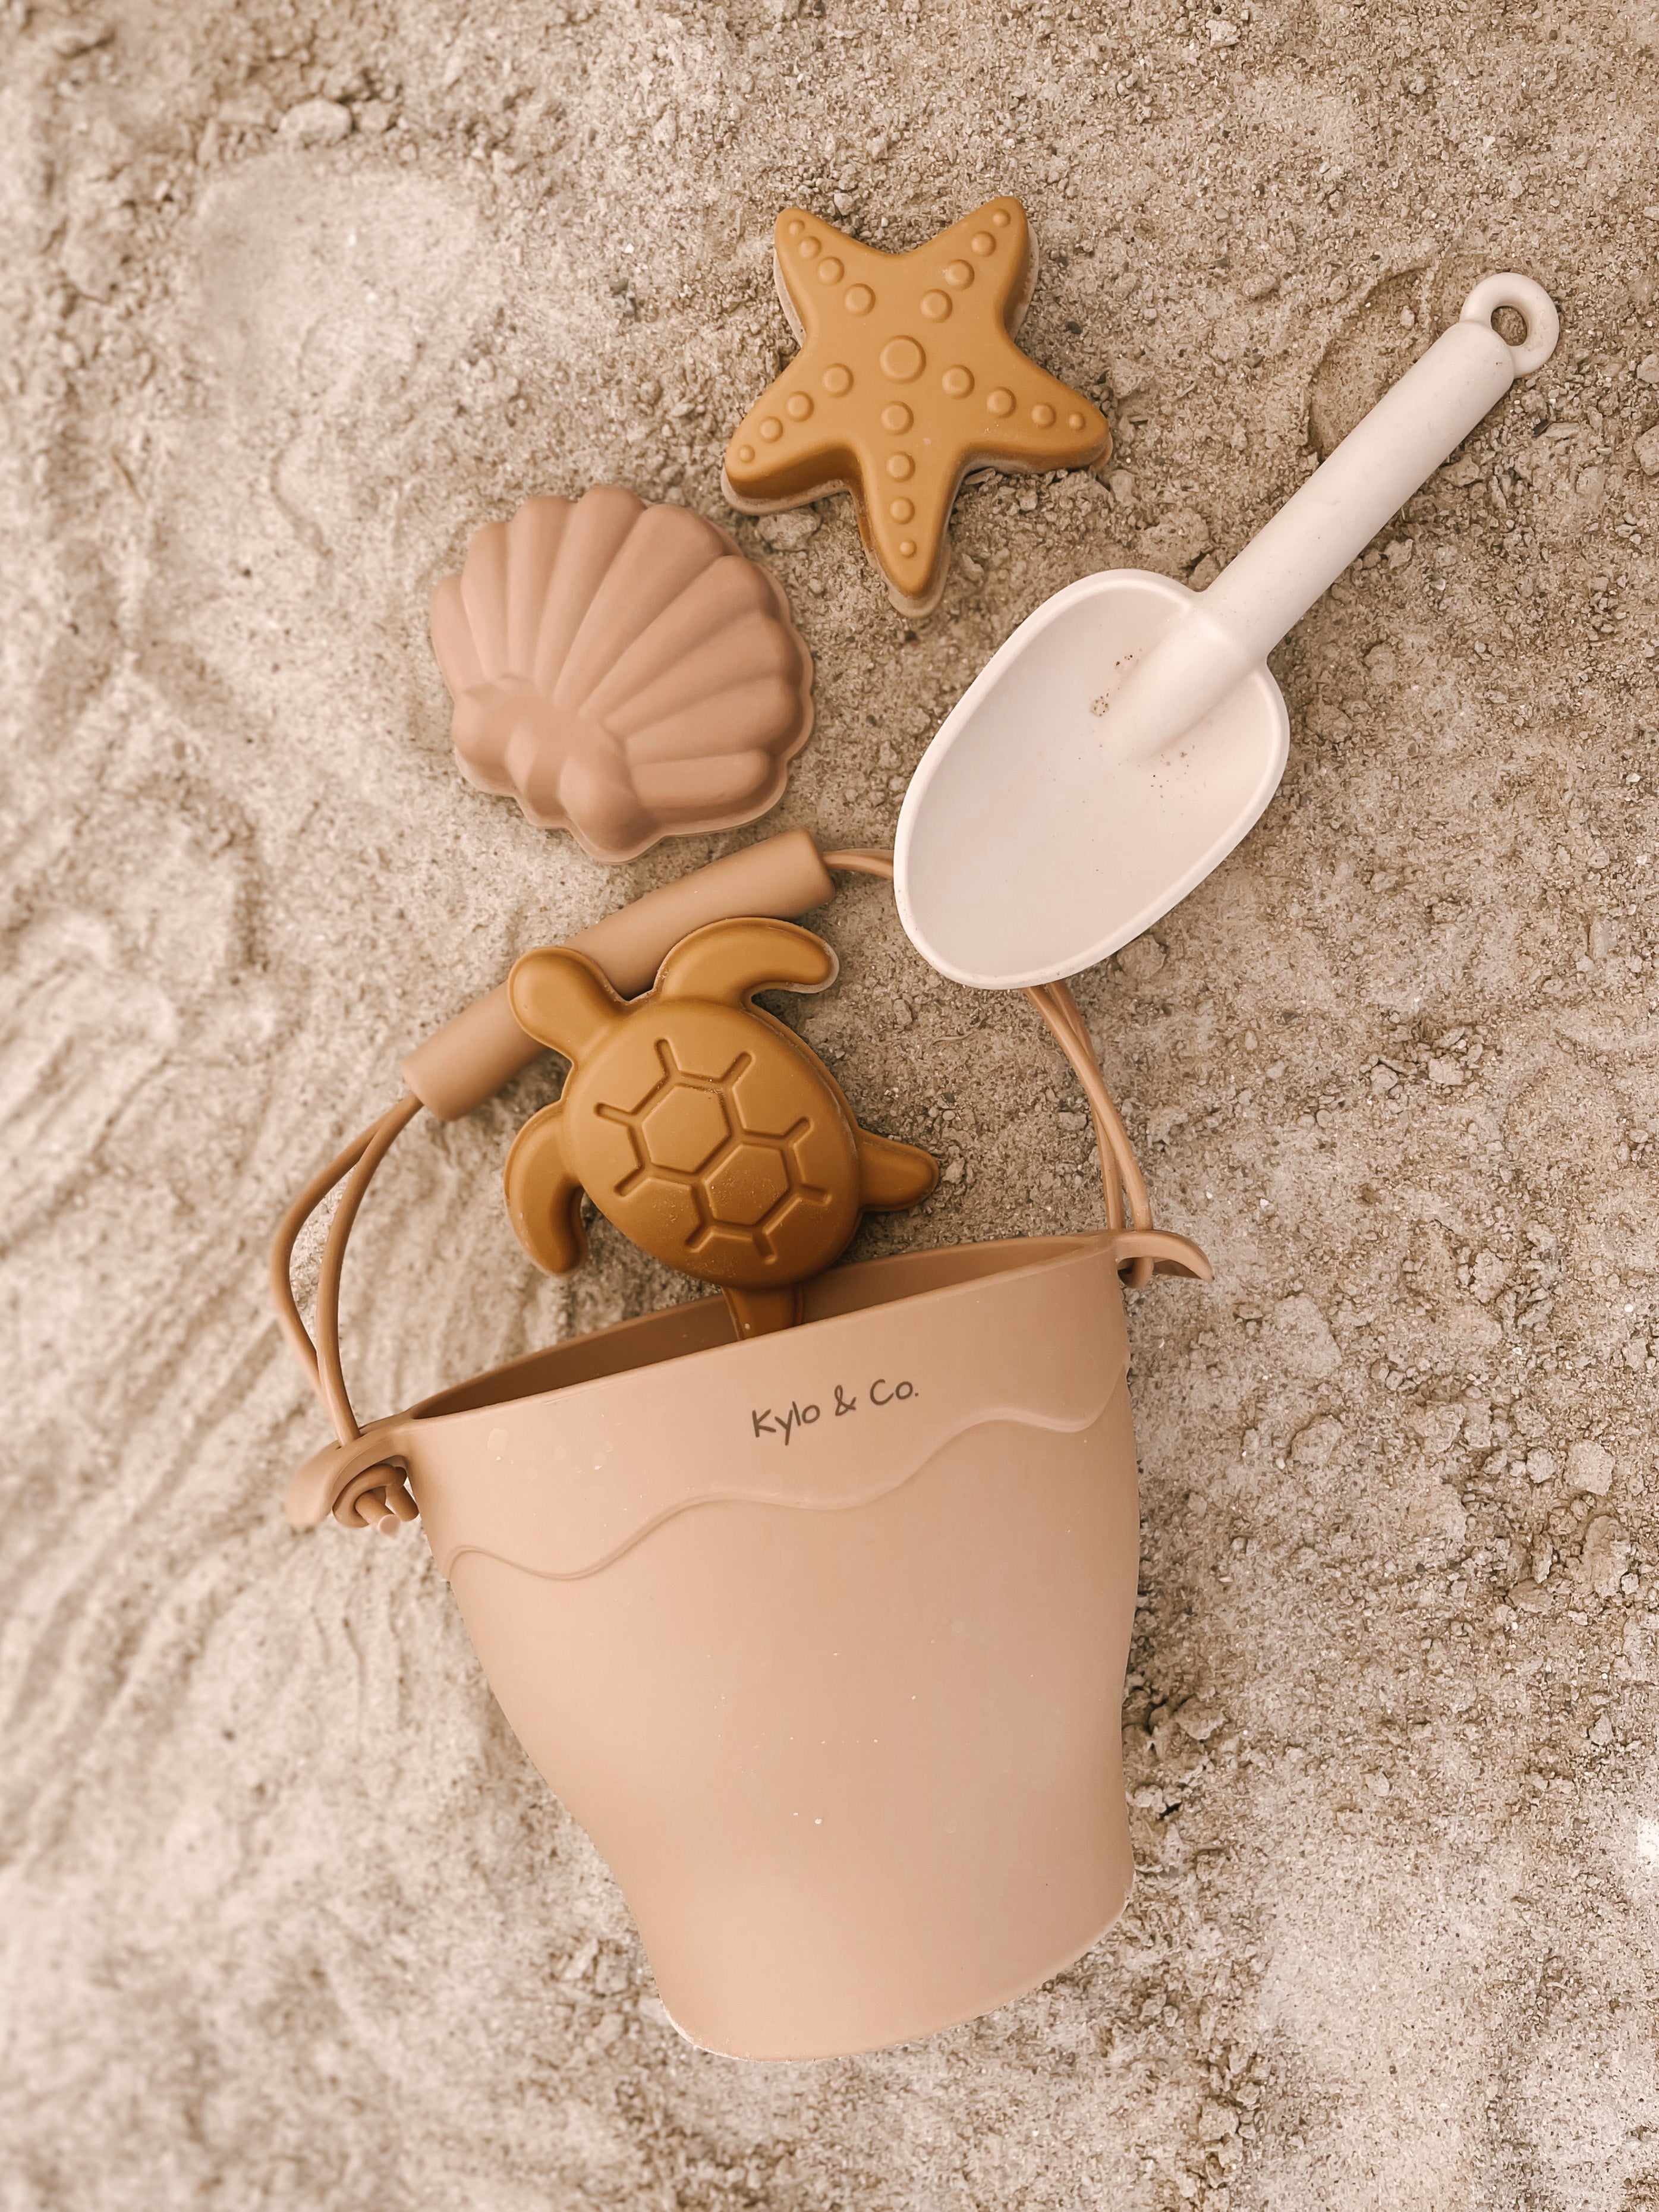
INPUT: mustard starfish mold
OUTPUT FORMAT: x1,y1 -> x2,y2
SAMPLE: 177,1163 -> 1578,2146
722,197 -> 1112,617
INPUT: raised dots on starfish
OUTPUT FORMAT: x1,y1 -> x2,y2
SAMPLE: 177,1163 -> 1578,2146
721,196 -> 1112,616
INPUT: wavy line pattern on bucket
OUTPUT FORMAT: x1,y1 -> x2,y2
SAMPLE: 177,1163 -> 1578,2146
435,1402 -> 1125,1584
404,1234 -> 1137,1580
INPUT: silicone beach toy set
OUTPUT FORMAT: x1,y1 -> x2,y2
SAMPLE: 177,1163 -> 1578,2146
275,200 -> 1560,2059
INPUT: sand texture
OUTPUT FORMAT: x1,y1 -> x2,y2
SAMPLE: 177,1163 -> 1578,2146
4,0 -> 1659,2205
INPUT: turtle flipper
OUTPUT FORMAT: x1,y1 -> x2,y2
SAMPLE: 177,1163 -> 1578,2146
654,917 -> 837,1004
723,1283 -> 803,1339
503,1102 -> 590,1273
509,946 -> 623,1058
857,1129 -> 939,1213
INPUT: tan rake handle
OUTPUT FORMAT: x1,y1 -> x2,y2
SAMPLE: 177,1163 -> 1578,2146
274,844 -> 1164,1530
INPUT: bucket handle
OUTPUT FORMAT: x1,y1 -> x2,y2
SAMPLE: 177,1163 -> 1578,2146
275,848 -> 1177,1530
821,851 -> 1156,1280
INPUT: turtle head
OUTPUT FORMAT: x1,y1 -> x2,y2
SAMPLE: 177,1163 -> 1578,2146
508,947 -> 622,1063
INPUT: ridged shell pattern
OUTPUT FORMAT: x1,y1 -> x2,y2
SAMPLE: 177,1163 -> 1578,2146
429,486 -> 816,864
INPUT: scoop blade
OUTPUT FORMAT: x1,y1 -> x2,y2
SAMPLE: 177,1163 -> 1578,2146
894,570 -> 1289,989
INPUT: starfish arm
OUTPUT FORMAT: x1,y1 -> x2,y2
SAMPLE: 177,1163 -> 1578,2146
725,211 -> 884,511
769,206 -> 892,347
900,196 -> 1035,329
955,323 -> 1113,471
860,437 -> 967,613
723,411 -> 860,512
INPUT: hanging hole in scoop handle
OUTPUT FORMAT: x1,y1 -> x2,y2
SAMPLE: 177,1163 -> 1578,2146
1459,274 -> 1559,377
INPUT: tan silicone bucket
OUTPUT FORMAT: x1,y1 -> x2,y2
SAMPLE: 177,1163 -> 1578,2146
276,855 -> 1208,2059
442,1236 -> 1139,2061
288,1226 -> 1201,2059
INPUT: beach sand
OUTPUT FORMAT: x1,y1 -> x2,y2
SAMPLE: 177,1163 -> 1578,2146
4,2 -> 1658,2203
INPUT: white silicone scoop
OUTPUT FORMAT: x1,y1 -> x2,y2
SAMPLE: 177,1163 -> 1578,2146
895,274 -> 1559,989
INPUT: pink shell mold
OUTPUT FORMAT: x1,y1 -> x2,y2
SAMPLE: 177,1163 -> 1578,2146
429,486 -> 816,864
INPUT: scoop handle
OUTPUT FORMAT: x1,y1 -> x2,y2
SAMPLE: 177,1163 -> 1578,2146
1113,275 -> 1558,762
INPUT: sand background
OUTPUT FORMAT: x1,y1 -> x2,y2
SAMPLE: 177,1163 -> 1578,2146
4,0 -> 1659,2204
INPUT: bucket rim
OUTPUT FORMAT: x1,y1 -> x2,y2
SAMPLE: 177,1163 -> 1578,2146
413,1238 -> 1141,1424
407,1229 -> 1116,1427
285,1224 -> 1207,1530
